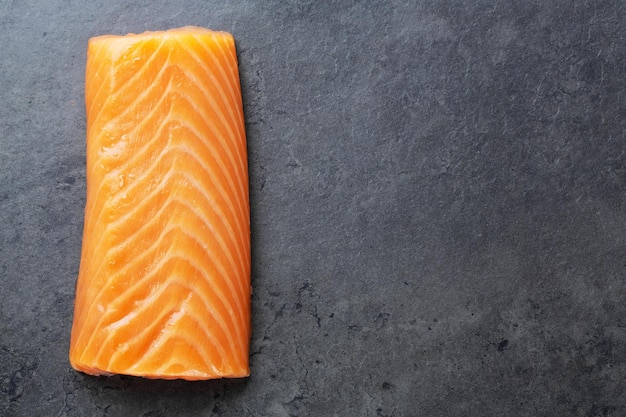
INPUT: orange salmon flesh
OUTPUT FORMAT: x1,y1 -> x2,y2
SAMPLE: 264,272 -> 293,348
69,27 -> 251,380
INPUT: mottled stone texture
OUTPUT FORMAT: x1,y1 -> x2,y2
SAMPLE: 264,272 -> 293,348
1,1 -> 624,416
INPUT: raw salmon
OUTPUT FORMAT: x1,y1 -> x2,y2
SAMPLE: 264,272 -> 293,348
69,27 -> 251,380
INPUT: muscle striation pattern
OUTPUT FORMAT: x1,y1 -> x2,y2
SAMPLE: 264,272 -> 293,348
69,27 -> 251,380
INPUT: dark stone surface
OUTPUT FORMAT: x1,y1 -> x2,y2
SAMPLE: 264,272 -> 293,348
1,1 -> 625,416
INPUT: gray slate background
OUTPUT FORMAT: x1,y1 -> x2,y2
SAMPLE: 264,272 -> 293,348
1,1 -> 625,416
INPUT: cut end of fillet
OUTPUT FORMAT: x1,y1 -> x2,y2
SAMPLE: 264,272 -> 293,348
88,27 -> 234,59
70,360 -> 250,381
70,27 -> 251,381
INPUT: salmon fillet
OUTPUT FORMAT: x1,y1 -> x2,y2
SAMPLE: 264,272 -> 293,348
69,27 -> 251,380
